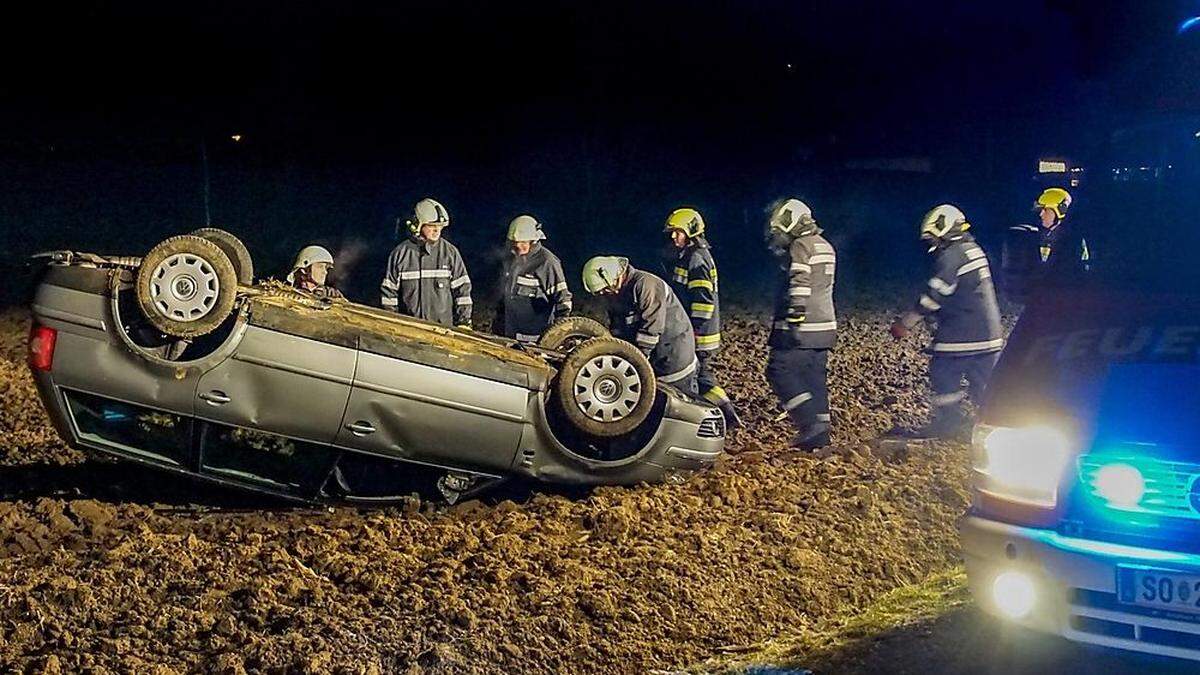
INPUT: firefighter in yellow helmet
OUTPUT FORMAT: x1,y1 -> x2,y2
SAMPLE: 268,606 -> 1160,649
1033,187 -> 1089,270
1001,187 -> 1090,300
663,208 -> 741,429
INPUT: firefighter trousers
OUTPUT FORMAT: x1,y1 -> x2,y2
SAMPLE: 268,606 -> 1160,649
697,351 -> 727,404
767,347 -> 830,442
929,351 -> 1001,433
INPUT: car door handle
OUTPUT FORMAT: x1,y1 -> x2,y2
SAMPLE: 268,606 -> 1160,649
199,390 -> 231,406
345,421 -> 376,436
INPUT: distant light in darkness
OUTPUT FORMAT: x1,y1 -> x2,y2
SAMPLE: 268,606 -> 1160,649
231,134 -> 243,142
1180,17 -> 1200,35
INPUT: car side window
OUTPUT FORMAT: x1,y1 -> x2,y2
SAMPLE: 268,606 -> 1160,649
65,390 -> 194,467
199,422 -> 338,494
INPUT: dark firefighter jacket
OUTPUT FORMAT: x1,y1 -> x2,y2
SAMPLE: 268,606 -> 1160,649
912,233 -> 1004,356
1041,221 -> 1091,276
667,239 -> 721,353
1001,222 -> 1091,300
495,243 -> 573,342
380,236 -> 473,327
770,230 -> 838,350
608,267 -> 697,384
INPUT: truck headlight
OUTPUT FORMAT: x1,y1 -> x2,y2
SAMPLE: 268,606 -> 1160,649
972,424 -> 1070,507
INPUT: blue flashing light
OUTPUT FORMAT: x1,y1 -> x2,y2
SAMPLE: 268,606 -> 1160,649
1093,463 -> 1146,508
1077,453 -> 1200,527
1181,17 -> 1200,35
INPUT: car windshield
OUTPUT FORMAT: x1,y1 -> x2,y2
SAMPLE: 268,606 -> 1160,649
1054,117 -> 1200,292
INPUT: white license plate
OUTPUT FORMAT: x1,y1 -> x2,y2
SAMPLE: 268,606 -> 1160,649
1118,567 -> 1200,614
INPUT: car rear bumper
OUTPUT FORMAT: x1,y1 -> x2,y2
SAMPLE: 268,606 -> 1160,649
962,515 -> 1200,661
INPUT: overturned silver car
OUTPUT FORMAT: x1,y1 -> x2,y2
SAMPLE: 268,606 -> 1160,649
27,231 -> 725,503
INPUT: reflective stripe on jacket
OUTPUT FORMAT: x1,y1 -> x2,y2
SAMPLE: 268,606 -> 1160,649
609,267 -> 697,383
667,240 -> 721,352
380,236 -> 472,327
770,231 -> 837,349
914,234 -> 1003,355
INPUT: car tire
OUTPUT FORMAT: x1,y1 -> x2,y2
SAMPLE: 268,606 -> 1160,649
190,227 -> 254,285
136,235 -> 238,338
554,336 -> 656,438
538,316 -> 611,351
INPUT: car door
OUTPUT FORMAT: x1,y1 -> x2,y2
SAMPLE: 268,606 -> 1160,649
193,323 -> 356,442
334,349 -> 528,473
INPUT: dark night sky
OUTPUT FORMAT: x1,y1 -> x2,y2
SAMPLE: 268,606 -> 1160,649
4,1 -> 1192,156
1,1 -> 1198,306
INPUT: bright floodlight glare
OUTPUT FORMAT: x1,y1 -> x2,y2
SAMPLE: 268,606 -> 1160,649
993,571 -> 1036,620
1094,463 -> 1145,508
984,426 -> 1069,498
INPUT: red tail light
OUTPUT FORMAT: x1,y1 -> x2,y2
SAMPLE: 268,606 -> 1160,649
28,324 -> 57,372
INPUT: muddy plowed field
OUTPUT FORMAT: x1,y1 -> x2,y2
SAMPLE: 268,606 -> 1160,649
0,309 -> 971,674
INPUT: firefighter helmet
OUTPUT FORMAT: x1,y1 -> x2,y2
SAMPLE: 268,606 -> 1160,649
664,208 -> 706,238
767,198 -> 816,235
1034,187 -> 1072,220
582,256 -> 628,294
920,204 -> 970,243
507,214 -> 546,242
286,245 -> 334,283
403,198 -> 450,235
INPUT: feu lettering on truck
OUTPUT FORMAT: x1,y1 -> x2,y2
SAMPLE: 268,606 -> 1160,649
1024,325 -> 1200,365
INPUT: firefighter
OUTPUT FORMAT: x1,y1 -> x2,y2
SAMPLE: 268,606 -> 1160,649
1001,187 -> 1090,300
890,204 -> 1004,440
380,198 -> 473,328
582,256 -> 699,395
287,245 -> 343,299
1033,187 -> 1090,274
663,207 -> 741,428
765,199 -> 837,450
494,214 -> 573,342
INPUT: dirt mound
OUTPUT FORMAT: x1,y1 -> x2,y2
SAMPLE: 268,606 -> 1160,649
0,308 -> 971,673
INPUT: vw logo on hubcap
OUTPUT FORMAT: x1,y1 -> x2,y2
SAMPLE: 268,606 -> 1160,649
595,377 -> 620,403
172,276 -> 197,300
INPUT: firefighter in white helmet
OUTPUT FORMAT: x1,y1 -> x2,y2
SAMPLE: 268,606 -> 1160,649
494,215 -> 573,343
890,204 -> 1003,440
380,198 -> 473,328
287,245 -> 343,299
663,207 -> 741,429
765,198 -> 837,450
582,256 -> 699,395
